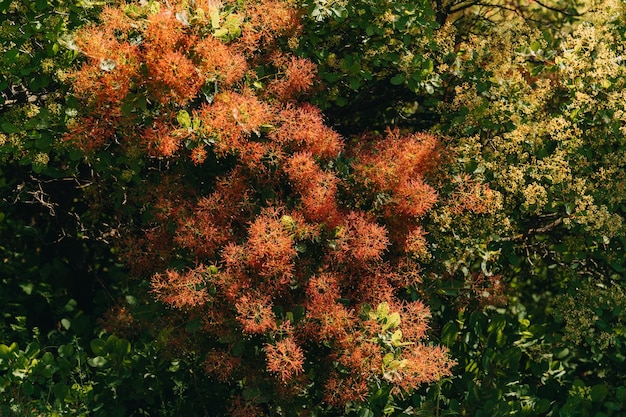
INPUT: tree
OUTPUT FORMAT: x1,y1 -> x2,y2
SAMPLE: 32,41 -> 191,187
412,0 -> 626,414
61,0 -> 455,414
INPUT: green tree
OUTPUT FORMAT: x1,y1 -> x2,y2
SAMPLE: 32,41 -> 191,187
411,1 -> 626,414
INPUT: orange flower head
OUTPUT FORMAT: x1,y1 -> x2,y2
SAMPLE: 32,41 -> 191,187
343,212 -> 391,263
272,105 -> 343,159
246,208 -> 296,283
144,9 -> 185,51
195,35 -> 248,85
151,267 -> 209,309
266,337 -> 304,383
147,50 -> 203,105
143,119 -> 184,157
235,293 -> 277,334
269,57 -> 317,100
405,226 -> 429,258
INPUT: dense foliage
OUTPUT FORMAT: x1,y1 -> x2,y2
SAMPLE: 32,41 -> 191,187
1,0 -> 626,415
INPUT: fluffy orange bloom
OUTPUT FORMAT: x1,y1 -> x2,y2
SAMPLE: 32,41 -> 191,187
73,25 -> 119,62
99,6 -> 134,34
237,0 -> 300,52
235,292 -> 277,334
190,146 -> 208,165
266,338 -> 304,383
306,274 -> 341,308
341,212 -> 391,263
335,335 -> 382,376
174,210 -> 227,259
246,208 -> 296,285
143,9 -> 185,51
389,344 -> 455,395
323,373 -> 369,408
205,348 -> 242,382
283,151 -> 319,187
353,129 -> 440,191
449,174 -> 502,214
98,304 -> 139,338
194,35 -> 248,85
70,38 -> 139,112
272,105 -> 343,159
405,226 -> 429,258
197,91 -> 272,156
199,168 -> 254,227
63,116 -> 115,153
299,174 -> 341,226
147,50 -> 203,105
352,269 -> 395,305
268,57 -> 317,100
142,119 -> 185,157
284,152 -> 341,225
305,274 -> 355,340
151,267 -> 209,309
227,396 -> 266,417
393,178 -> 438,218
391,299 -> 430,343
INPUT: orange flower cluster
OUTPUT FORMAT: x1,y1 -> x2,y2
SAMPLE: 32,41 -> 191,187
268,57 -> 318,101
69,0 -> 455,413
151,266 -> 210,309
64,0 -> 301,159
351,129 -> 441,252
265,337 -> 305,382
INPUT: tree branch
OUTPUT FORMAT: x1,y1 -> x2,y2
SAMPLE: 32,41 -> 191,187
532,0 -> 581,17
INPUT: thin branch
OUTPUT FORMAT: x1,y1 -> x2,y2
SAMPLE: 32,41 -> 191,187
532,0 -> 581,16
527,217 -> 563,235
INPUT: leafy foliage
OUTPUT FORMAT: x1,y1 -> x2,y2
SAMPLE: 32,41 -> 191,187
2,0 -> 626,415
295,0 -> 442,131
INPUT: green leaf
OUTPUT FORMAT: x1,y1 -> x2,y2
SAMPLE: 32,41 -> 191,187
535,398 -> 551,413
210,9 -> 220,28
69,148 -> 83,161
590,384 -> 608,403
390,74 -> 405,85
58,344 -> 74,358
177,110 -> 192,129
359,408 -> 375,417
185,319 -> 202,333
61,318 -> 71,330
41,351 -> 55,365
383,312 -> 401,331
115,338 -> 131,356
242,386 -> 262,401
214,27 -> 228,39
376,302 -> 390,319
604,402 -> 622,411
1,122 -> 18,133
19,283 -> 34,295
90,339 -> 107,356
53,382 -> 69,401
0,342 -> 19,359
441,322 -> 459,346
25,342 -> 40,359
87,356 -> 108,368
3,49 -> 18,64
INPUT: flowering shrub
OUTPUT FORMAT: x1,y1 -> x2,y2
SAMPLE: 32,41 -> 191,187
64,0 -> 454,414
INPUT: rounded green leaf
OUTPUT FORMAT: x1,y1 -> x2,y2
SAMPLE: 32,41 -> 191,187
87,356 -> 108,368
